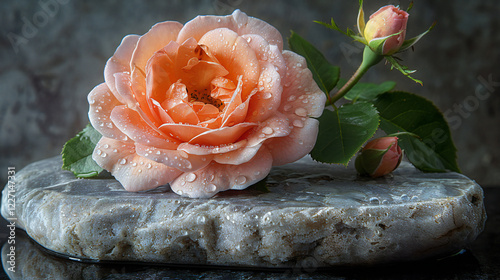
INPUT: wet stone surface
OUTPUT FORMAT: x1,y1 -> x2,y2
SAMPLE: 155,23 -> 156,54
1,156 -> 486,268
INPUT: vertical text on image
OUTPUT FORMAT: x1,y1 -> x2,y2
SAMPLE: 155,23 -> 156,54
6,167 -> 17,273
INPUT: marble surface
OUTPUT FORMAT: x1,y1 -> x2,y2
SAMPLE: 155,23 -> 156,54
1,156 -> 486,268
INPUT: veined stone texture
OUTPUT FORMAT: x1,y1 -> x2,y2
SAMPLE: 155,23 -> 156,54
1,156 -> 485,268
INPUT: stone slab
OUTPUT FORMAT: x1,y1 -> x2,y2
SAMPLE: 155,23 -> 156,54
1,156 -> 486,268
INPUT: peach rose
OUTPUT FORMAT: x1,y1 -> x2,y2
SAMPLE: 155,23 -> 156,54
88,10 -> 325,198
362,5 -> 408,55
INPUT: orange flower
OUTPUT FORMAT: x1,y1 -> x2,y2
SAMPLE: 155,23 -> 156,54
362,5 -> 408,55
88,10 -> 325,198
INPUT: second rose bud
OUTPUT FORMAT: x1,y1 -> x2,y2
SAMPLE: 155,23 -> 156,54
355,136 -> 403,178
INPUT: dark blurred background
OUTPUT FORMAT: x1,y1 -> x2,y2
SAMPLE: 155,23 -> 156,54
1,0 -> 499,187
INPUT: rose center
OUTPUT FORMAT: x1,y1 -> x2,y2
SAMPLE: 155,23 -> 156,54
188,87 -> 225,110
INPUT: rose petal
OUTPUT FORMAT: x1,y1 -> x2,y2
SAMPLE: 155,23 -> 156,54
111,105 -> 180,149
279,51 -> 326,119
135,143 -> 212,172
245,61 -> 282,123
169,146 -> 273,198
130,21 -> 183,72
104,35 -> 140,103
198,28 -> 260,100
93,137 -> 182,192
88,83 -> 129,141
189,123 -> 256,146
265,118 -> 320,166
177,140 -> 248,156
241,34 -> 286,76
214,112 -> 290,165
158,123 -> 209,142
177,10 -> 283,52
161,98 -> 199,125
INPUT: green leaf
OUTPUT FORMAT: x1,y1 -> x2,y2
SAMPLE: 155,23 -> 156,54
62,124 -> 104,178
386,56 -> 422,85
336,79 -> 396,102
311,102 -> 380,165
399,21 -> 436,52
373,91 -> 460,173
288,31 -> 340,96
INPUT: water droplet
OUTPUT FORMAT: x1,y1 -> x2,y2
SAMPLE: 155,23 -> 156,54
208,184 -> 217,192
96,149 -> 102,156
89,99 -> 96,104
146,163 -> 152,169
197,216 -> 206,224
217,18 -> 221,23
186,173 -> 197,182
283,104 -> 292,111
132,162 -> 137,167
103,144 -> 109,149
262,126 -> 273,135
298,140 -> 304,145
235,175 -> 247,185
262,92 -> 272,99
101,152 -> 107,158
113,149 -> 118,153
119,158 -> 127,165
292,119 -> 304,128
107,123 -> 113,128
295,108 -> 307,117
369,197 -> 380,205
401,194 -> 409,202
156,151 -> 161,155
246,37 -> 252,43
209,174 -> 215,182
287,95 -> 297,102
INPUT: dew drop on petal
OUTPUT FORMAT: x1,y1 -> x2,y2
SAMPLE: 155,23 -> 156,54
132,162 -> 137,167
209,174 -> 215,182
146,163 -> 152,169
292,119 -> 304,128
186,173 -> 197,182
119,158 -> 127,165
208,184 -> 217,192
287,95 -> 296,102
96,149 -> 102,156
235,175 -> 247,185
103,144 -> 109,149
295,108 -> 307,117
262,92 -> 272,99
101,152 -> 107,158
283,104 -> 292,111
89,99 -> 96,104
262,127 -> 273,135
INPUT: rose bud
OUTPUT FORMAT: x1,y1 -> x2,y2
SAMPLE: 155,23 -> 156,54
355,136 -> 403,178
363,5 -> 409,55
